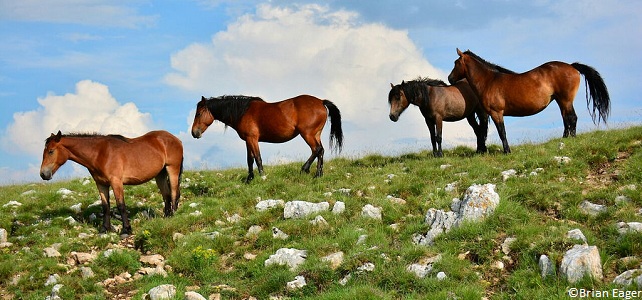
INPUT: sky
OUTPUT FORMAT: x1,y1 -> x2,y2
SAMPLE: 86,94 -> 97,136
1,0 -> 641,185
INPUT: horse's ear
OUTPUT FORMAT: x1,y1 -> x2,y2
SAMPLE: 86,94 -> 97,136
52,130 -> 62,141
401,80 -> 405,85
201,96 -> 206,101
457,48 -> 463,56
390,83 -> 394,89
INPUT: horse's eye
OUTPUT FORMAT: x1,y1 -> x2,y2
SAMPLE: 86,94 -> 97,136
48,150 -> 54,155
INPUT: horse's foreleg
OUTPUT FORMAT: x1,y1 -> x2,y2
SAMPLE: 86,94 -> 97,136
97,183 -> 112,233
435,118 -> 444,157
245,140 -> 262,183
425,119 -> 440,157
490,113 -> 511,154
112,182 -> 131,237
467,112 -> 488,153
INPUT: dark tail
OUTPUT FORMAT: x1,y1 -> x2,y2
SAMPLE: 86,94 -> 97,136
572,63 -> 611,124
323,100 -> 344,154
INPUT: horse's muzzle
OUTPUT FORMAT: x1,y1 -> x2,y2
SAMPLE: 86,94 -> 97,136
191,129 -> 202,139
389,114 -> 399,122
40,169 -> 52,180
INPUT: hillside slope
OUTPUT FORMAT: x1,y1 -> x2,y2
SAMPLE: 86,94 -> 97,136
1,126 -> 641,299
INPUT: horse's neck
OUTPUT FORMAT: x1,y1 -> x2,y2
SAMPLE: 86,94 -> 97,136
404,85 -> 428,107
61,137 -> 102,168
465,58 -> 494,94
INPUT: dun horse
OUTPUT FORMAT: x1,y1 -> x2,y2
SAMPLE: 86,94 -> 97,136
40,130 -> 183,236
191,95 -> 343,183
448,49 -> 610,153
388,78 -> 488,157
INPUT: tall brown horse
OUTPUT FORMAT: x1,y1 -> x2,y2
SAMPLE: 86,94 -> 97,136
40,130 -> 183,236
448,48 -> 610,153
191,95 -> 343,183
389,78 -> 488,157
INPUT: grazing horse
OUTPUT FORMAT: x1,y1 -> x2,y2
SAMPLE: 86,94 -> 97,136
191,95 -> 343,183
447,48 -> 610,153
40,130 -> 183,236
388,78 -> 488,157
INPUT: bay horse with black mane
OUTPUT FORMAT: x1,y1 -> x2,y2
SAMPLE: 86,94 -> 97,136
191,95 -> 343,183
389,78 -> 488,157
40,130 -> 183,236
448,48 -> 610,153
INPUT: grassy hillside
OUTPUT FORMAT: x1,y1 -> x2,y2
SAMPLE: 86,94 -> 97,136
1,126 -> 642,299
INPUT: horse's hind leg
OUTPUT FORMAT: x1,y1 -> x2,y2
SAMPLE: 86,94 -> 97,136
245,139 -> 262,183
111,181 -> 132,236
490,112 -> 511,153
301,131 -> 324,177
166,163 -> 182,214
466,110 -> 488,153
424,118 -> 441,157
96,183 -> 113,233
557,99 -> 578,137
155,168 -> 173,217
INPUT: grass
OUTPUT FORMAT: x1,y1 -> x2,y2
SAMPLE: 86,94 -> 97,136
1,126 -> 642,299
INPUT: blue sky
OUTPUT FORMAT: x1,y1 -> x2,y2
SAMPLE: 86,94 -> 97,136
1,0 -> 641,185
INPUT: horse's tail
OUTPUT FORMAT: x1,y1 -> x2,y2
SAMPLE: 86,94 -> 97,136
572,63 -> 611,124
323,100 -> 344,154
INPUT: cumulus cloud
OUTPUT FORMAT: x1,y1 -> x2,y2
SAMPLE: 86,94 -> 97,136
2,80 -> 153,157
167,4 -> 479,168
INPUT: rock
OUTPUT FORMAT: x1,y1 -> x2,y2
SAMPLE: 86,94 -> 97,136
361,204 -> 382,220
356,262 -> 375,273
0,228 -> 7,243
617,222 -> 642,235
173,232 -> 185,241
406,263 -> 432,278
440,164 -> 452,170
613,269 -> 642,287
356,234 -> 367,245
579,200 -> 606,216
501,237 -> 517,254
283,201 -> 329,219
45,274 -> 60,286
140,254 -> 165,267
69,251 -> 97,265
501,169 -> 517,181
337,188 -> 351,195
139,265 -> 168,277
226,213 -> 241,223
386,195 -> 406,205
444,182 -> 457,192
43,247 -> 61,258
64,216 -> 77,225
246,225 -> 263,237
80,267 -> 95,279
332,201 -> 345,214
339,273 -> 352,285
70,203 -> 82,213
3,200 -> 22,208
491,260 -> 505,270
554,156 -> 571,164
57,188 -> 73,196
190,210 -> 203,217
148,284 -> 176,300
185,291 -> 207,300
21,190 -> 36,196
615,195 -> 632,205
566,229 -> 587,244
539,255 -> 555,278
189,202 -> 199,208
204,231 -> 220,240
264,248 -> 307,271
272,227 -> 289,240
310,215 -> 328,226
321,251 -> 344,270
436,272 -> 447,281
45,284 -> 63,300
560,244 -> 603,283
286,276 -> 307,290
255,199 -> 285,211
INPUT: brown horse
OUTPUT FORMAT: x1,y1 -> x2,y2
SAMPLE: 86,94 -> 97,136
40,130 -> 183,236
191,95 -> 343,183
388,78 -> 488,157
447,48 -> 610,153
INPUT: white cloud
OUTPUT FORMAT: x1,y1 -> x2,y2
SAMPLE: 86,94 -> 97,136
2,80 -> 153,157
167,4 -> 480,169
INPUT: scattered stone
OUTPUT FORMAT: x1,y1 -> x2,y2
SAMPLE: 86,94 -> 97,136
138,265 -> 168,277
148,284 -> 176,300
386,195 -> 406,205
406,263 -> 432,278
436,272 -> 447,281
491,260 -> 505,270
173,232 -> 185,241
554,156 -> 571,164
45,274 -> 60,286
189,202 -> 199,208
3,200 -> 22,208
444,182 -> 457,192
613,269 -> 642,287
140,254 -> 165,267
337,188 -> 351,195
615,195 -> 632,205
68,251 -> 97,265
356,234 -> 368,245
0,228 -> 7,243
579,200 -> 606,216
501,169 -> 517,181
616,222 -> 642,235
566,229 -> 587,244
45,284 -> 63,300
204,231 -> 220,240
64,216 -> 77,225
440,164 -> 452,170
226,213 -> 242,223
69,203 -> 82,213
321,251 -> 344,270
361,204 -> 382,220
286,276 -> 307,290
264,248 -> 307,271
255,199 -> 285,211
80,266 -> 95,279
339,273 -> 352,285
21,190 -> 36,196
185,291 -> 207,300
332,201 -> 345,214
539,255 -> 555,278
43,247 -> 61,258
246,225 -> 263,237
501,237 -> 517,254
190,210 -> 203,217
310,215 -> 328,226
57,188 -> 73,196
560,244 -> 603,283
356,262 -> 375,273
283,201 -> 329,219
244,252 -> 257,260
272,227 -> 289,240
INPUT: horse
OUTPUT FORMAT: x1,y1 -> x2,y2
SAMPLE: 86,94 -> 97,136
388,78 -> 488,157
191,95 -> 343,183
40,130 -> 183,236
447,48 -> 610,153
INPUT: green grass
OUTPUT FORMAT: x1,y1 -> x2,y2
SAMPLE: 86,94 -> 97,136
1,126 -> 642,299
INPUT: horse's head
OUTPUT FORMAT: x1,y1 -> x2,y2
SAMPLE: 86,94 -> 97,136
191,96 -> 215,139
388,82 -> 410,122
40,131 -> 69,180
448,48 -> 468,84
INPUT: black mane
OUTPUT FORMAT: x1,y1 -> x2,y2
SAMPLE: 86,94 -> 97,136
391,77 -> 447,106
464,50 -> 516,74
201,95 -> 264,127
45,132 -> 129,144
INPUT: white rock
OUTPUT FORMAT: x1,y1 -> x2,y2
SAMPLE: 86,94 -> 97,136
188,202 -> 199,208
560,244 -> 603,283
501,169 -> 517,181
64,216 -> 77,225
444,182 -> 457,192
361,204 -> 382,220
613,269 -> 642,287
332,201 -> 345,214
286,276 -> 307,290
80,267 -> 95,279
357,262 -> 375,273
310,215 -> 328,226
272,227 -> 289,240
57,188 -> 73,196
321,252 -> 344,270
406,263 -> 432,278
148,284 -> 176,300
264,248 -> 307,271
0,228 -> 7,243
3,201 -> 22,208
615,195 -> 631,205
190,210 -> 202,217
617,222 -> 642,235
45,274 -> 60,286
337,188 -> 351,195
184,291 -> 207,300
440,164 -> 452,170
339,273 -> 352,285
255,199 -> 285,211
246,225 -> 263,237
21,190 -> 36,196
43,247 -> 61,258
539,255 -> 555,278
436,272 -> 447,281
554,156 -> 571,164
70,203 -> 82,214
579,200 -> 606,216
566,229 -> 587,244
501,237 -> 517,254
226,213 -> 242,223
283,201 -> 329,219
